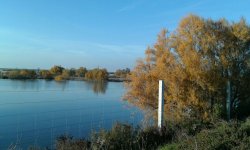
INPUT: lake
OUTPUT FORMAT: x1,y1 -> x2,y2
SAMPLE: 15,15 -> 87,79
0,79 -> 144,149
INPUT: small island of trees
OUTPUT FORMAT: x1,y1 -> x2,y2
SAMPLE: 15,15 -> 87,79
0,66 -> 130,82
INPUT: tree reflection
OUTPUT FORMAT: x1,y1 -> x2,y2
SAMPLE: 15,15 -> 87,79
54,80 -> 69,91
86,81 -> 108,94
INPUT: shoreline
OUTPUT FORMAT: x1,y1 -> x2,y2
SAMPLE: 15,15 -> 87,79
0,77 -> 128,82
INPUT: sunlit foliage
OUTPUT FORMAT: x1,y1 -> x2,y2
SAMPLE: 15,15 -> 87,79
125,15 -> 250,121
85,68 -> 108,81
50,65 -> 64,76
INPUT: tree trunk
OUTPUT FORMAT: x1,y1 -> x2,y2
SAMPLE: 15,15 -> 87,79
226,79 -> 231,121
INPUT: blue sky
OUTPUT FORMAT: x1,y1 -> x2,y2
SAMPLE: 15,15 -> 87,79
0,0 -> 249,71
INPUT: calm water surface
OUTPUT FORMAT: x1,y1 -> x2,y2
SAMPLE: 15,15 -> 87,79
0,79 -> 144,149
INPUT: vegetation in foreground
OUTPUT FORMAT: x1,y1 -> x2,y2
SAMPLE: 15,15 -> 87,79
159,118 -> 250,150
55,123 -> 173,150
26,118 -> 249,150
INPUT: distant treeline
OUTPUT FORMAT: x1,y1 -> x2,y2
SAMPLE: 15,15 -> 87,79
2,69 -> 37,79
0,66 -> 130,81
114,68 -> 130,78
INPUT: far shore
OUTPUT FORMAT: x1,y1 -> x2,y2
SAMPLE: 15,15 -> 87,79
0,76 -> 129,82
0,66 -> 130,82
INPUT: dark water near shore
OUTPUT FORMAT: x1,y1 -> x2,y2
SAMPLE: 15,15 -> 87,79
0,79 -> 144,149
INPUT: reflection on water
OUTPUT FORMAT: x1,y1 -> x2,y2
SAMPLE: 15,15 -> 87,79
54,80 -> 70,91
86,81 -> 108,94
9,79 -> 41,91
0,79 -> 144,149
7,79 -> 108,94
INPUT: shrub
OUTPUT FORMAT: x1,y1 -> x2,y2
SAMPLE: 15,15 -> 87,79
56,135 -> 90,150
159,143 -> 179,150
54,75 -> 64,81
56,123 -> 175,150
176,120 -> 250,150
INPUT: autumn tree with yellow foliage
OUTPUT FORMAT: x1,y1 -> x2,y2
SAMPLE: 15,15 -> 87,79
125,15 -> 250,121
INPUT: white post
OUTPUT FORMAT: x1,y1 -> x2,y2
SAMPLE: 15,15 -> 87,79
158,80 -> 164,129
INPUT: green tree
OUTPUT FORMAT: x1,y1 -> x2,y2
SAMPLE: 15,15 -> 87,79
39,70 -> 53,79
69,68 -> 76,77
50,65 -> 64,76
76,67 -> 87,77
